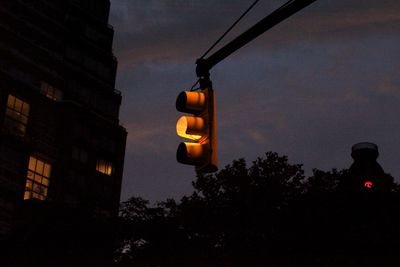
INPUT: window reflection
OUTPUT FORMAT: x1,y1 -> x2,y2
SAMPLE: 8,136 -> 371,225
96,159 -> 113,176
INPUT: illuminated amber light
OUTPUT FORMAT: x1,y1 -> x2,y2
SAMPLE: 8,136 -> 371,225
176,116 -> 205,140
24,156 -> 51,200
176,88 -> 218,172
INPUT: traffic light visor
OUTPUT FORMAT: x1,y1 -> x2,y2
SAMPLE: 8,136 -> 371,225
177,142 -> 208,165
176,116 -> 206,140
176,91 -> 206,113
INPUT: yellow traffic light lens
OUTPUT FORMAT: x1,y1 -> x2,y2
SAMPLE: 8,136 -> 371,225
176,116 -> 204,140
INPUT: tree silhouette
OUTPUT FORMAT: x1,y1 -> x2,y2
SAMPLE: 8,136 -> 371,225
116,151 -> 400,266
181,153 -> 305,263
2,202 -> 117,266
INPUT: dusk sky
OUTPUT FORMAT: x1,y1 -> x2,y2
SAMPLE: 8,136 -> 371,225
109,0 -> 400,202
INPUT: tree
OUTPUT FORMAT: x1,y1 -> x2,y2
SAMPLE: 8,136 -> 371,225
117,152 -> 307,265
116,151 -> 400,266
117,197 -> 189,265
184,152 -> 306,261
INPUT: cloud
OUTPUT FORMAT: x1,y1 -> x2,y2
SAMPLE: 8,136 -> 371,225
109,0 -> 400,201
246,129 -> 267,144
110,0 -> 400,69
124,122 -> 173,152
374,82 -> 400,97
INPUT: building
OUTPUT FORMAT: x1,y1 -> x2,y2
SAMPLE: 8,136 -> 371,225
0,0 -> 126,237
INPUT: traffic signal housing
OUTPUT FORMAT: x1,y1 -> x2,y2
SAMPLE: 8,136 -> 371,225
176,86 -> 218,173
348,142 -> 392,193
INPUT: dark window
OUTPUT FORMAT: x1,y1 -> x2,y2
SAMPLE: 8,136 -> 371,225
40,81 -> 63,101
72,146 -> 88,163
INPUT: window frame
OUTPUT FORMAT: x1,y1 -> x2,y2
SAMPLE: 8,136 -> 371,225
24,156 -> 51,201
72,146 -> 88,163
40,81 -> 63,101
3,94 -> 30,137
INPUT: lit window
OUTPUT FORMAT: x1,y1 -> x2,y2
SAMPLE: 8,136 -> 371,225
72,146 -> 88,163
40,81 -> 63,101
24,156 -> 51,201
3,95 -> 29,137
96,160 -> 113,176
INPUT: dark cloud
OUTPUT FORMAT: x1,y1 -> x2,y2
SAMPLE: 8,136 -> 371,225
110,0 -> 400,201
111,0 -> 400,67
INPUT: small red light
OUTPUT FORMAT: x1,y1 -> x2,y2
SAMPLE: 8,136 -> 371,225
364,181 -> 373,189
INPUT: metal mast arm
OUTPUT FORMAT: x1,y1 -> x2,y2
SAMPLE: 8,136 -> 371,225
196,0 -> 317,78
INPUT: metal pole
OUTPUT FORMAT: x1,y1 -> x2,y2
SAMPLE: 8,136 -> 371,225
196,0 -> 317,78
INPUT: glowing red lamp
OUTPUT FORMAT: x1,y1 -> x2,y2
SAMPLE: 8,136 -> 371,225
364,181 -> 373,189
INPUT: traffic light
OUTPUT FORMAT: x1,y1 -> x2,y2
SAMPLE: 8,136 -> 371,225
348,142 -> 392,193
175,82 -> 218,173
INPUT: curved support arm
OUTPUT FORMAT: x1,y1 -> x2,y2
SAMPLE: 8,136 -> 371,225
196,0 -> 317,77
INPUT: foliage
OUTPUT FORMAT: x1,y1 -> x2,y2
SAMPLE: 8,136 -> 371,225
116,152 -> 400,266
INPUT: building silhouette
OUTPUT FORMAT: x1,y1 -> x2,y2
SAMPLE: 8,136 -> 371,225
0,0 -> 126,238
